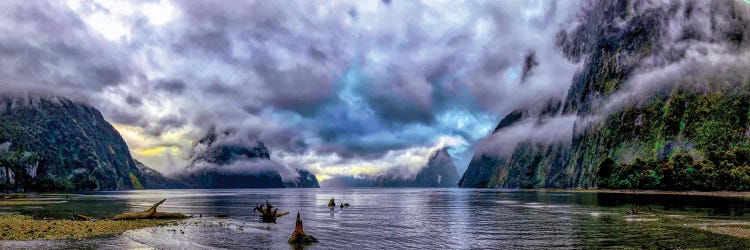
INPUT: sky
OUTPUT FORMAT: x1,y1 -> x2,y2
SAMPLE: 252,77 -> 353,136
0,0 -> 584,182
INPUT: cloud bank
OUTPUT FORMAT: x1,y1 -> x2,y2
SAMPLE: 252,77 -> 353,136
471,0 -> 750,161
0,0 -> 588,178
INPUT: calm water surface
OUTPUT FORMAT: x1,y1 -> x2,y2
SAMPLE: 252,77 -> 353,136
3,188 -> 750,249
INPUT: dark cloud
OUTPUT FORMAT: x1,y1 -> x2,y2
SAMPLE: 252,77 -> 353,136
124,95 -> 142,106
0,1 -> 134,119
145,115 -> 187,136
154,79 -> 186,94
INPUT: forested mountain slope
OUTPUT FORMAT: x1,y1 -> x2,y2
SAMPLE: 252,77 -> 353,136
460,0 -> 750,190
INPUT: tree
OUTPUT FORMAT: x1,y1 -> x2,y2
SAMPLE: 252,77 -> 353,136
596,157 -> 616,188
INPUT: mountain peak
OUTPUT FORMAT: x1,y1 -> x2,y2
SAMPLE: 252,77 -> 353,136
414,148 -> 459,187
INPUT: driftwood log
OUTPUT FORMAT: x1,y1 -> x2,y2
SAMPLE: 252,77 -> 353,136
73,214 -> 93,221
253,201 -> 289,223
288,212 -> 318,245
111,199 -> 190,220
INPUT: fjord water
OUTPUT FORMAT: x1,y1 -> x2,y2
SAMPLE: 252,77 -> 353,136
3,189 -> 750,249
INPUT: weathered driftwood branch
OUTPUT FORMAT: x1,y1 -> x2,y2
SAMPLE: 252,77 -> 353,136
288,212 -> 318,245
253,200 -> 288,223
73,214 -> 93,221
111,199 -> 189,220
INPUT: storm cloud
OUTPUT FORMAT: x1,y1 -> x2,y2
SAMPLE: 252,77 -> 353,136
0,0 -> 589,178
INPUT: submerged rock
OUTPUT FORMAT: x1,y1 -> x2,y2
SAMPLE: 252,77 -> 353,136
288,212 -> 318,245
327,198 -> 335,207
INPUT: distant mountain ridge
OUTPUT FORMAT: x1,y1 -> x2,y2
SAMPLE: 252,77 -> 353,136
170,128 -> 319,188
322,148 -> 459,188
0,96 -> 318,191
135,160 -> 185,189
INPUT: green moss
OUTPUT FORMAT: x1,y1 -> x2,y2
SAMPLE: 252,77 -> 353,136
129,172 -> 144,190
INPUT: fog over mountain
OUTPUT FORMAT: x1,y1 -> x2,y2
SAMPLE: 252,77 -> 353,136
1,0 -> 667,182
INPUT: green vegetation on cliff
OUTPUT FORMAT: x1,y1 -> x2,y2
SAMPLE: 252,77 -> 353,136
598,148 -> 750,191
460,0 -> 750,191
0,97 -> 145,191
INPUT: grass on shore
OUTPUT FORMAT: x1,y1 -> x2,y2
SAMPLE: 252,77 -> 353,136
701,224 -> 750,239
0,200 -> 64,206
0,214 -> 178,240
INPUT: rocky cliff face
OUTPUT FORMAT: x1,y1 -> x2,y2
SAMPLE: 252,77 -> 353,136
284,169 -> 320,188
460,0 -> 750,190
135,160 -> 185,189
412,148 -> 460,187
0,96 -> 145,191
176,128 -> 318,188
371,148 -> 459,187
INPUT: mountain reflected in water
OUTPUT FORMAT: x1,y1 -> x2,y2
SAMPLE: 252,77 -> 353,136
2,189 -> 750,249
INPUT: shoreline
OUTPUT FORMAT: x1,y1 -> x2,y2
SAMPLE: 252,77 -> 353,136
0,214 -> 179,240
524,188 -> 750,198
0,194 -> 188,240
2,189 -> 750,244
5,188 -> 750,198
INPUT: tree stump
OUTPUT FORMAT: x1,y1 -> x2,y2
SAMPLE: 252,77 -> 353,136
288,212 -> 318,245
327,198 -> 335,207
253,201 -> 289,223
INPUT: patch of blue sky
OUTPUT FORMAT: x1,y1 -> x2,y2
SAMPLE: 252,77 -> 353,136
436,109 -> 496,141
265,60 -> 500,165
505,65 -> 522,83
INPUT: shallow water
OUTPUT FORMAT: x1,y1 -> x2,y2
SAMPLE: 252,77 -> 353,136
2,188 -> 750,249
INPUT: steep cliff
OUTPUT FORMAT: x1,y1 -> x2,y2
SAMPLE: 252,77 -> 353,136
460,0 -> 750,190
176,128 -> 318,188
412,148 -> 460,187
0,96 -> 145,191
134,160 -> 185,189
284,169 -> 321,188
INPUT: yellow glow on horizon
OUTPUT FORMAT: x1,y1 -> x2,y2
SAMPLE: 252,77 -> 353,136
137,146 -> 180,156
112,123 -> 191,172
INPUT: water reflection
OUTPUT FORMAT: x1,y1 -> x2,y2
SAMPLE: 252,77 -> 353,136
2,189 -> 750,249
